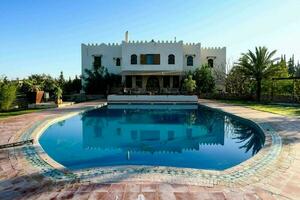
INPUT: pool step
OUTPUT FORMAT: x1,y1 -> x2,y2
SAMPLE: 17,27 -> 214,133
0,139 -> 34,149
108,95 -> 198,104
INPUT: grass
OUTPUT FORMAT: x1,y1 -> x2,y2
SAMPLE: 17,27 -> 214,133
219,100 -> 300,117
0,109 -> 42,119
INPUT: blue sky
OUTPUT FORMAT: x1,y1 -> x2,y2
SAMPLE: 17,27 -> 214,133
0,0 -> 299,79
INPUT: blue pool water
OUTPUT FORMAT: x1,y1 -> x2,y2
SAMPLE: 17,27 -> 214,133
39,104 -> 265,170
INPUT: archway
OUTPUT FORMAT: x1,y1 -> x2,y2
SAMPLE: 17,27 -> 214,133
146,77 -> 160,92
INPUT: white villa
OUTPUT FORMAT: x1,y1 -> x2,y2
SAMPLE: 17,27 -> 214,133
81,32 -> 226,92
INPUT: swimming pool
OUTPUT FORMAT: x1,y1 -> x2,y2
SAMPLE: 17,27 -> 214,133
39,104 -> 265,171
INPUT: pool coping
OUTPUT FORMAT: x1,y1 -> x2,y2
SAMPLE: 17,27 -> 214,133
18,101 -> 283,187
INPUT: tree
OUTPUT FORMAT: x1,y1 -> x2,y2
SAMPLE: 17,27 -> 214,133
225,66 -> 255,96
83,61 -> 108,94
295,62 -> 300,77
193,65 -> 215,93
83,58 -> 121,94
287,55 -> 295,76
63,75 -> 82,94
0,82 -> 17,111
236,47 -> 280,102
54,85 -> 63,104
261,57 -> 290,96
22,78 -> 42,92
22,74 -> 57,94
57,71 -> 65,88
183,75 -> 196,94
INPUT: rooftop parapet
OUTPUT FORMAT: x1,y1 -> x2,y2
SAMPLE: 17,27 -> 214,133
201,47 -> 226,50
184,42 -> 201,46
124,40 -> 184,44
83,43 -> 120,47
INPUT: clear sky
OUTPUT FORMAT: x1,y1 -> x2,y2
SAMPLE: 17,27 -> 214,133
0,0 -> 299,79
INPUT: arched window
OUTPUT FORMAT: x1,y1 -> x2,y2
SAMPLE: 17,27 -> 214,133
131,54 -> 137,64
187,56 -> 193,66
116,58 -> 121,66
208,59 -> 214,68
168,54 -> 175,64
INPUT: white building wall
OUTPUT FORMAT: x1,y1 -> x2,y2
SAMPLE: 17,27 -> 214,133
201,47 -> 226,74
182,43 -> 201,72
81,37 -> 227,89
121,41 -> 184,72
81,43 -> 122,77
201,47 -> 226,89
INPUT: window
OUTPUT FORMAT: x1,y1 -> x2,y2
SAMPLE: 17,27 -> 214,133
140,54 -> 160,65
163,76 -> 170,88
208,59 -> 214,68
168,54 -> 175,64
93,56 -> 102,67
131,54 -> 137,64
173,76 -> 179,88
116,58 -> 121,66
187,56 -> 193,66
135,76 -> 142,88
125,76 -> 132,88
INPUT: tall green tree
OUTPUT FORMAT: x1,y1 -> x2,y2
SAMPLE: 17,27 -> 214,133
295,62 -> 300,77
287,55 -> 295,76
83,59 -> 108,94
58,71 -> 65,88
193,65 -> 215,93
236,47 -> 279,101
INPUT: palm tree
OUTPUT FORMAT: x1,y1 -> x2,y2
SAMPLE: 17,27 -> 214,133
236,47 -> 279,101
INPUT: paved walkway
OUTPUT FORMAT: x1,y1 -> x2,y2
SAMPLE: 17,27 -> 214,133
0,100 -> 299,200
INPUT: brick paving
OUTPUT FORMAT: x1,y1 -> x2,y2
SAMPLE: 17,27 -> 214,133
0,99 -> 299,200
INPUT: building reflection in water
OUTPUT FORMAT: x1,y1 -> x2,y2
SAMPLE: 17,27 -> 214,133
81,104 -> 265,158
82,104 -> 226,156
39,104 -> 265,170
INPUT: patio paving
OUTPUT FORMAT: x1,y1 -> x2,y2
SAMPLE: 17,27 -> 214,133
0,99 -> 299,200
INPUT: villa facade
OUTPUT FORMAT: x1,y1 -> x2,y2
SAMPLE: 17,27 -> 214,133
81,32 -> 226,92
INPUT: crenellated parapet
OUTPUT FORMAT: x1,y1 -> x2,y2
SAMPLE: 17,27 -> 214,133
84,42 -> 121,47
183,42 -> 201,46
201,47 -> 226,57
201,47 -> 226,50
124,40 -> 184,44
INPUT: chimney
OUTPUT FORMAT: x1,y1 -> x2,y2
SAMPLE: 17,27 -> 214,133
125,31 -> 129,42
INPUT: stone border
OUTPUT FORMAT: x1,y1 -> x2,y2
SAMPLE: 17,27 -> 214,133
18,102 -> 283,187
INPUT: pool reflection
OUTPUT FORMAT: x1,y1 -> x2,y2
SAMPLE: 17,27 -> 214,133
81,105 -> 264,156
39,104 -> 265,170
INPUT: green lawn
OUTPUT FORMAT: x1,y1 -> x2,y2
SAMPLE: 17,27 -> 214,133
0,109 -> 42,119
219,100 -> 300,117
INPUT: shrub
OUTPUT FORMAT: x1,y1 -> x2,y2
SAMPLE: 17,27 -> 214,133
63,76 -> 82,95
183,75 -> 196,93
193,65 -> 215,93
54,86 -> 63,100
225,66 -> 255,95
0,83 -> 17,111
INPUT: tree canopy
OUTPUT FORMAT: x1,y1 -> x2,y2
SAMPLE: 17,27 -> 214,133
235,46 -> 280,101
